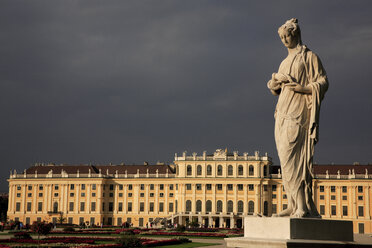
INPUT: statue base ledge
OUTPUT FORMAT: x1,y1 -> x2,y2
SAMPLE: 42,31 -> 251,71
242,217 -> 353,241
224,237 -> 359,248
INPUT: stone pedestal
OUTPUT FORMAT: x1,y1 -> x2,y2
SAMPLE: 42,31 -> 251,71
225,217 -> 355,248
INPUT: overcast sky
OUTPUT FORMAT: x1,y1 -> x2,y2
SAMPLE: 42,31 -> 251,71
1,1 -> 371,192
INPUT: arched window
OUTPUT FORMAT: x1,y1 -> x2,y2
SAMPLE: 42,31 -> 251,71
217,200 -> 223,213
186,200 -> 192,212
249,165 -> 254,176
238,165 -> 243,176
248,201 -> 254,214
238,201 -> 244,213
53,202 -> 58,212
197,165 -> 202,176
227,200 -> 234,213
206,200 -> 212,212
263,165 -> 268,177
207,165 -> 212,176
228,165 -> 233,176
187,165 -> 192,176
196,200 -> 202,212
217,165 -> 223,176
264,201 -> 268,216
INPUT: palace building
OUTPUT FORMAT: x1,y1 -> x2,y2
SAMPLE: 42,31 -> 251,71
7,149 -> 372,233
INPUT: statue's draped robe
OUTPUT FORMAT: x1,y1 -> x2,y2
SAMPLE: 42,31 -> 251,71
273,46 -> 328,217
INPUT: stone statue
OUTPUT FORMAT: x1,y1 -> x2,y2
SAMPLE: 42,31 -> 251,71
267,18 -> 328,218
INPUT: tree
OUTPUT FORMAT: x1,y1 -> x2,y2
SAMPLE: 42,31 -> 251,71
31,221 -> 53,247
57,213 -> 66,225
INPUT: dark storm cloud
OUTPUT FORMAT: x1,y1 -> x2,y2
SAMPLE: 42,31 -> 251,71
1,1 -> 372,191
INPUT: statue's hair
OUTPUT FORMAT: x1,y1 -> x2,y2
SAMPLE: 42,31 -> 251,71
278,18 -> 302,45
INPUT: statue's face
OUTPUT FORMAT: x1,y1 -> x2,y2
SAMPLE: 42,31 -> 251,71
279,31 -> 297,49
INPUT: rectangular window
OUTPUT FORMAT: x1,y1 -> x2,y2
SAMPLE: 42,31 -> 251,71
39,193 -> 43,197
140,202 -> 144,212
117,217 -> 122,226
186,184 -> 191,190
159,193 -> 164,197
169,193 -> 174,197
128,184 -> 133,190
358,186 -> 363,193
81,193 -> 85,197
272,204 -> 277,214
140,193 -> 144,197
342,186 -> 347,193
283,204 -> 287,210
140,184 -> 145,190
150,184 -> 154,190
139,218 -> 144,227
319,186 -> 324,192
16,193 -> 21,197
28,193 -> 32,197
248,184 -> 254,191
109,184 -> 114,190
70,193 -> 74,197
359,223 -> 365,234
27,202 -> 32,211
39,185 -> 43,190
69,202 -> 74,211
320,195 -> 324,200
102,203 -> 105,211
37,217 -> 41,222
92,193 -> 96,197
70,184 -> 74,190
150,193 -> 154,197
238,184 -> 243,191
90,217 -> 95,226
38,202 -> 42,211
272,194 -> 276,199
54,185 -> 59,190
227,184 -> 233,190
91,202 -> 96,211
109,202 -> 113,212
80,202 -> 85,211
159,202 -> 164,212
79,217 -> 84,225
92,184 -> 96,190
81,184 -> 85,190
343,206 -> 348,216
272,185 -> 277,191
118,202 -> 123,212
331,186 -> 336,192
283,194 -> 287,199
160,184 -> 164,190
358,196 -> 363,201
169,184 -> 174,190
196,184 -> 202,190
119,193 -> 123,197
17,185 -> 21,190
331,195 -> 336,200
217,184 -> 223,190
150,202 -> 154,212
28,185 -> 32,190
320,205 -> 325,215
68,217 -> 73,224
264,185 -> 268,191
128,202 -> 132,212
342,195 -> 347,201
54,193 -> 58,197
128,193 -> 132,197
206,184 -> 212,190
119,184 -> 123,190
331,205 -> 336,215
26,217 -> 30,225
127,217 -> 131,224
169,202 -> 174,212
358,206 -> 364,216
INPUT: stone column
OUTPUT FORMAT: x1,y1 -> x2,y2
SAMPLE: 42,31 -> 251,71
124,185 -> 127,213
219,216 -> 224,228
337,186 -> 341,217
254,184 -> 259,215
33,184 -> 37,214
97,184 -> 102,213
244,184 -> 248,214
366,186 -> 370,219
230,216 -> 235,229
234,184 -> 237,213
212,184 -> 216,213
76,184 -> 80,213
134,184 -> 139,214
87,184 -> 91,213
208,216 -> 213,228
155,184 -> 159,214
114,184 -> 119,214
223,184 -> 227,214
202,184 -> 206,213
21,185 -> 26,214
352,186 -> 357,219
165,184 -> 169,214
192,184 -> 196,213
145,184 -> 149,214
182,184 -> 186,212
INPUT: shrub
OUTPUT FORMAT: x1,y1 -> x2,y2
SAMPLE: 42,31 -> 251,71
63,227 -> 75,232
175,224 -> 186,232
31,221 -> 52,236
13,231 -> 32,239
116,234 -> 142,248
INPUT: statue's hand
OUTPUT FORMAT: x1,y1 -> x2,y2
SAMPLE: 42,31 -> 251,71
273,73 -> 289,83
286,82 -> 312,94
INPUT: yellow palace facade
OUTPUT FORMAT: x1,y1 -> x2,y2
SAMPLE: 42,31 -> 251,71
7,149 -> 372,233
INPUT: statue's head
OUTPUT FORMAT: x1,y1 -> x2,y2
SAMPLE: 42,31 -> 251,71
278,18 -> 302,48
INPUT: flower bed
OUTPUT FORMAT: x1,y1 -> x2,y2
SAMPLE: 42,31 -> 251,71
141,231 -> 228,237
0,237 -> 97,244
